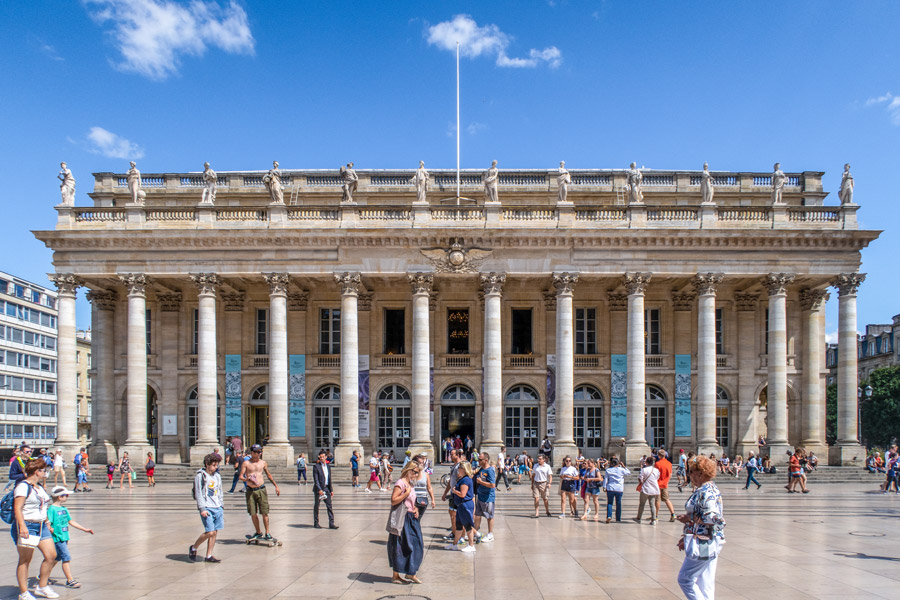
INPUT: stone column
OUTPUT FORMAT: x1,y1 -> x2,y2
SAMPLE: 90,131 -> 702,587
408,273 -> 435,460
734,293 -> 761,458
800,289 -> 828,456
624,272 -> 652,466
693,273 -> 723,455
49,274 -> 81,456
551,272 -> 578,467
763,273 -> 795,459
119,274 -> 153,457
480,272 -> 506,456
334,272 -> 363,464
830,273 -> 866,465
262,273 -> 293,466
189,274 -> 220,464
86,290 -> 118,462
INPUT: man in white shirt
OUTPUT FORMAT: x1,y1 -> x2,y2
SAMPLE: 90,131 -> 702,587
530,454 -> 554,518
496,446 -> 510,491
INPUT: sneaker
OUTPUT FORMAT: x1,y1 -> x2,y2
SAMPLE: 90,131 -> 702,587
483,533 -> 494,542
460,545 -> 476,553
669,515 -> 676,522
33,587 -> 59,599
441,534 -> 454,541
263,534 -> 274,541
18,593 -> 36,600
444,544 -> 458,551
457,538 -> 466,545
64,580 -> 81,589
205,556 -> 221,563
249,533 -> 263,541
364,489 -> 372,493
650,520 -> 658,526
558,514 -> 566,519
631,517 -> 641,523
189,545 -> 197,561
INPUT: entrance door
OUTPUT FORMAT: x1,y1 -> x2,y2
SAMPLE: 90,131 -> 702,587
248,407 -> 268,446
441,406 -> 475,442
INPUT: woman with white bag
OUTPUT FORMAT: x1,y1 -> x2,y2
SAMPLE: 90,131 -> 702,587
676,455 -> 725,600
386,461 -> 424,585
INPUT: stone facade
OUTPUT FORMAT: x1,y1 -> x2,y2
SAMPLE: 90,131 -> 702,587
76,329 -> 91,443
35,166 -> 880,466
827,313 -> 900,384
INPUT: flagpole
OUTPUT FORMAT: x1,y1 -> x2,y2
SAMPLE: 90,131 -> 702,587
456,41 -> 460,205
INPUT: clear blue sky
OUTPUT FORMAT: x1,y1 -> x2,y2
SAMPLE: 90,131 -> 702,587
1,1 -> 897,336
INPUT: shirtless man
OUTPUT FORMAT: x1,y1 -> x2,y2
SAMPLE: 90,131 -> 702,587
239,444 -> 281,541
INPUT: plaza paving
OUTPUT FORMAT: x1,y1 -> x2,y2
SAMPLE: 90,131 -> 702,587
1,476 -> 898,600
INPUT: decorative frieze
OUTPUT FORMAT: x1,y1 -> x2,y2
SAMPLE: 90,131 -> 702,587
287,291 -> 308,311
408,272 -> 434,296
334,271 -> 361,296
118,273 -> 149,296
691,272 -> 724,296
552,272 -> 579,295
156,292 -> 182,312
734,292 -> 760,312
543,290 -> 556,310
221,291 -> 246,311
831,272 -> 866,297
799,288 -> 829,311
762,272 -> 795,296
429,291 -> 438,312
607,291 -> 627,311
480,272 -> 506,296
263,272 -> 290,295
86,289 -> 117,311
421,240 -> 493,274
358,292 -> 373,311
623,272 -> 652,295
48,273 -> 82,296
671,291 -> 697,311
190,273 -> 220,296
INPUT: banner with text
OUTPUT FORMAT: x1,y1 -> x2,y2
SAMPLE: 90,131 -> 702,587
546,354 -> 556,437
289,355 -> 306,437
225,354 -> 242,438
674,354 -> 692,437
610,354 -> 627,437
359,355 -> 370,438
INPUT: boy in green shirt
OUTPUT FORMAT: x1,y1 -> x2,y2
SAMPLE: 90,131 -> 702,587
48,486 -> 94,589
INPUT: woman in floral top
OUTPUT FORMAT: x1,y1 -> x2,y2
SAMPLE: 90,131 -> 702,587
676,455 -> 725,600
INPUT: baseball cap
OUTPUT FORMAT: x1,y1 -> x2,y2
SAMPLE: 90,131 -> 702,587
250,444 -> 263,452
51,486 -> 74,497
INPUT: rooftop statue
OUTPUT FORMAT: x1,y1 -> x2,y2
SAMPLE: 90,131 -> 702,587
263,160 -> 283,205
340,162 -> 358,204
557,161 -> 571,204
839,163 -> 854,205
627,162 -> 643,204
126,161 -> 144,205
58,161 -> 75,206
700,162 -> 715,204
412,161 -> 429,204
484,160 -> 499,204
771,162 -> 786,204
200,162 -> 217,205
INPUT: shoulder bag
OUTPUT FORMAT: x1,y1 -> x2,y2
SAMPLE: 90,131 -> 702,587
386,498 -> 408,536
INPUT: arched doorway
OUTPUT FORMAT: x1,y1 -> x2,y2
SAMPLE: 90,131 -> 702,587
248,384 -> 268,446
376,384 -> 411,454
645,385 -> 667,449
440,385 -> 476,445
186,387 -> 223,447
313,385 -> 341,451
715,386 -> 730,450
574,385 -> 604,456
504,384 -> 540,454
147,386 -> 158,452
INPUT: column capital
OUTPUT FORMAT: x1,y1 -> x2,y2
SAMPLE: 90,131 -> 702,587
480,272 -> 506,296
734,292 -> 759,311
671,291 -> 697,311
190,273 -> 220,296
408,272 -> 434,296
623,272 -> 652,296
48,273 -> 82,296
358,292 -> 373,311
607,291 -> 627,311
831,272 -> 866,297
119,273 -> 149,296
334,271 -> 361,296
86,289 -> 117,311
762,272 -> 795,296
691,272 -> 724,296
800,288 -> 829,311
157,292 -> 183,312
221,291 -> 246,311
263,272 -> 291,296
543,290 -> 557,310
287,291 -> 309,311
552,272 -> 579,295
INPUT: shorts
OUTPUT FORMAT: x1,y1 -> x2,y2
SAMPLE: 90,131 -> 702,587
474,499 -> 495,519
352,468 -> 359,477
586,487 -> 600,496
791,472 -> 803,477
370,470 -> 380,482
77,472 -> 87,484
54,540 -> 72,562
146,468 -> 154,478
532,481 -> 550,500
10,521 -> 52,543
245,486 -> 270,515
200,506 -> 224,532
518,465 -> 527,474
660,488 -> 670,502
53,466 -> 63,473
107,473 -> 114,482
455,502 -> 475,531
561,480 -> 578,493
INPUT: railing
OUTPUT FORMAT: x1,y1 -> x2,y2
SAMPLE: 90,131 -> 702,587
435,175 -> 481,186
380,356 -> 407,368
647,208 -> 698,221
718,208 -> 771,222
371,175 -> 412,186
216,209 -> 266,221
787,176 -> 801,186
574,356 -> 599,368
431,208 -> 484,221
147,209 -> 196,222
575,209 -> 627,221
753,176 -> 771,187
788,208 -> 840,223
307,176 -> 343,187
689,175 -> 739,186
316,355 -> 340,368
117,176 -> 164,187
287,208 -> 340,221
73,209 -> 125,222
242,176 -> 264,187
500,174 -> 546,186
187,355 -> 198,368
502,209 -> 555,221
180,176 -> 228,187
360,208 -> 412,221
646,355 -> 664,368
251,355 -> 269,368
444,356 -> 471,368
572,175 -> 611,186
507,355 -> 536,367
716,355 -> 728,368
643,175 -> 674,186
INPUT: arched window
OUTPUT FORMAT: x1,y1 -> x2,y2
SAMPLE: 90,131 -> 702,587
250,385 -> 267,403
574,385 -> 604,451
441,385 -> 475,403
645,385 -> 667,449
313,385 -> 340,450
377,385 -> 411,450
716,386 -> 730,449
186,387 -> 222,447
505,385 -> 540,451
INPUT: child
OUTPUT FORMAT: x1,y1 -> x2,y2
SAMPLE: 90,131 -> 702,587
106,461 -> 117,488
48,486 -> 95,589
190,453 -> 224,563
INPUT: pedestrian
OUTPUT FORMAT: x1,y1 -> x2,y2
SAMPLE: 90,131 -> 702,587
604,457 -> 631,523
144,452 -> 156,487
296,453 -> 308,485
231,436 -> 243,458
655,450 -> 677,521
530,453 -> 554,518
540,436 -> 553,459
633,455 -> 661,525
117,452 -> 133,489
675,449 -> 687,489
8,445 -> 31,488
239,444 -> 281,541
11,457 -> 57,600
465,435 -> 474,455
51,451 -> 66,487
444,438 -> 452,463
228,451 -> 249,494
743,452 -> 762,490
73,455 -> 92,493
441,450 -> 462,542
387,461 -> 424,584
382,451 -> 394,489
473,452 -> 496,542
412,453 -> 436,518
676,455 -> 726,600
450,461 -> 476,552
105,462 -> 116,489
580,459 -> 602,521
788,448 -> 810,493
516,451 -> 529,484
189,453 -> 224,563
47,486 -> 94,589
365,452 -> 381,493
559,456 -> 579,519
496,446 -> 511,491
350,451 -> 360,488
312,449 -> 338,529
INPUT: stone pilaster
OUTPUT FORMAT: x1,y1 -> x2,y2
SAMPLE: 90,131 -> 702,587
334,272 -> 363,465
735,293 -> 760,458
551,272 -> 578,467
262,273 -> 293,466
763,272 -> 795,459
830,273 -> 866,466
693,273 -> 723,455
408,272 -> 435,460
189,273 -> 220,465
624,272 -> 651,466
86,290 -> 118,462
118,273 -> 153,458
49,274 -> 82,456
800,289 -> 828,457
480,272 -> 506,456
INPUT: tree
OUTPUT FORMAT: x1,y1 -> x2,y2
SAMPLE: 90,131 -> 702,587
860,366 -> 900,449
826,383 -> 837,446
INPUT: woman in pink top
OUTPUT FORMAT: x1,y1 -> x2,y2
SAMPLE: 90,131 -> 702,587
388,462 -> 424,585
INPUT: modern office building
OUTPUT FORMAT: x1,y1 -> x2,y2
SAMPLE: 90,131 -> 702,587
0,271 -> 58,450
35,164 -> 879,465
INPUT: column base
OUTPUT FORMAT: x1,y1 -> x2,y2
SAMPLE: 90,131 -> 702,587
333,442 -> 363,467
407,440 -> 435,463
189,444 -> 220,467
87,440 -> 119,464
118,444 -> 154,465
829,443 -> 865,466
696,442 -> 722,458
552,442 -> 579,468
55,442 -> 83,463
623,441 -> 651,468
766,442 -> 794,464
259,443 -> 296,467
156,439 -> 183,464
479,440 -> 504,462
736,442 -> 761,460
800,440 -> 828,461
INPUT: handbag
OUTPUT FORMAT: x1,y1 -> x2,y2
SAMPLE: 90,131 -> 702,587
386,500 -> 408,536
131,470 -> 137,481
683,533 -> 722,560
414,494 -> 428,510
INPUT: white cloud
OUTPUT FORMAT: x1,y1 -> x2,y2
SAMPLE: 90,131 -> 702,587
865,92 -> 900,125
85,126 -> 145,159
825,330 -> 838,344
467,122 -> 487,135
84,0 -> 254,80
426,14 -> 561,69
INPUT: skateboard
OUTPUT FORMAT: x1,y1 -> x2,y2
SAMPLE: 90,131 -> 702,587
245,534 -> 283,547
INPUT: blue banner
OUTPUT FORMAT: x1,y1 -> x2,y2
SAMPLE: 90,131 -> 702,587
610,354 -> 627,437
289,355 -> 306,437
674,354 -> 692,437
224,355 -> 242,437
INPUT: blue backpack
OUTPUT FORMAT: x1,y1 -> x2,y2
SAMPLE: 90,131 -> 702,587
0,483 -> 32,525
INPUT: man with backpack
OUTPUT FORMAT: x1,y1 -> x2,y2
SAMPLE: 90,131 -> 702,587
190,453 -> 224,563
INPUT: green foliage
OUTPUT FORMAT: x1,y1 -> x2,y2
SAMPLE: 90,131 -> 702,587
860,366 -> 900,448
826,383 -> 837,446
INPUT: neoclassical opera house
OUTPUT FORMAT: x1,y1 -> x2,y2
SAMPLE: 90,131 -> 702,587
36,162 -> 878,466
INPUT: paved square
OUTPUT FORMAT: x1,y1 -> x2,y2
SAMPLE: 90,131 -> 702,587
1,479 -> 898,599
